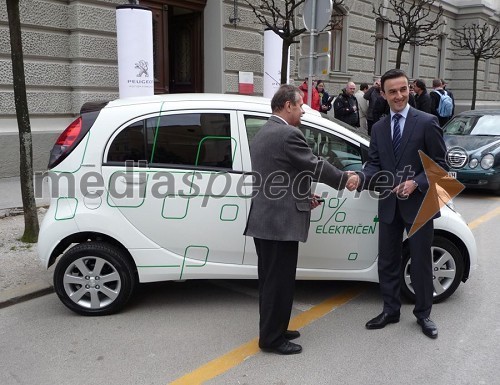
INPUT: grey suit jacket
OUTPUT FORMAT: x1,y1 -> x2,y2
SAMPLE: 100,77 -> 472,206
360,107 -> 448,224
244,116 -> 347,242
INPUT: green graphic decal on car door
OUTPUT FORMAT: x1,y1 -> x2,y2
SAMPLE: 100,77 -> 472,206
102,109 -> 246,269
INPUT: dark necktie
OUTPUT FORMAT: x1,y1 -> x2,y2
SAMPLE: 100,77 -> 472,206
392,113 -> 402,157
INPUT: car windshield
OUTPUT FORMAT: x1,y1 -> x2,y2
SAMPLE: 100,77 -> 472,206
444,114 -> 500,136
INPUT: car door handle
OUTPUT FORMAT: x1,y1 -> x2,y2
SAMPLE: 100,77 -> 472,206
118,174 -> 147,185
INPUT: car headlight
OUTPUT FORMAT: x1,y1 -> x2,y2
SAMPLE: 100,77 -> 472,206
469,158 -> 478,169
480,154 -> 494,170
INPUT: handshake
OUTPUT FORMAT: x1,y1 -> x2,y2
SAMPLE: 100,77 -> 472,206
345,171 -> 360,191
311,171 -> 360,209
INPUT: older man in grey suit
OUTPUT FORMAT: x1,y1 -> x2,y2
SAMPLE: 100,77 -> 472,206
244,85 -> 357,355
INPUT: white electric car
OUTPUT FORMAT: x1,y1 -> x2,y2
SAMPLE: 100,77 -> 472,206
38,94 -> 477,315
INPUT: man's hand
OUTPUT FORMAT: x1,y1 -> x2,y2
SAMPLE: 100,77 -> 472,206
392,180 -> 417,198
311,194 -> 323,209
346,172 -> 360,191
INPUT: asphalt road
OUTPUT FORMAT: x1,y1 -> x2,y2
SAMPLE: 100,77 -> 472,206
0,191 -> 499,385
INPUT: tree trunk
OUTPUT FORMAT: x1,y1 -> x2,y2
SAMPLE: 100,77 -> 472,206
280,39 -> 291,85
395,44 -> 404,69
471,57 -> 479,110
6,0 -> 39,242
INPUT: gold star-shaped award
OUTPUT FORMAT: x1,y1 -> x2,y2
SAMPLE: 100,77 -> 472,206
408,150 -> 465,237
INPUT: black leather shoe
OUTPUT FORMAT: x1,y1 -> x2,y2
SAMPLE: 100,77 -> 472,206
417,318 -> 438,339
365,312 -> 400,329
284,330 -> 300,340
261,340 -> 302,355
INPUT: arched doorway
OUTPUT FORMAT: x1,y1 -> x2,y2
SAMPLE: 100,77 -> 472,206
140,0 -> 206,94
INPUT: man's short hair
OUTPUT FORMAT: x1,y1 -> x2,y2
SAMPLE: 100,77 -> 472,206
271,84 -> 302,113
414,79 -> 426,91
380,69 -> 409,92
432,79 -> 442,88
360,83 -> 369,91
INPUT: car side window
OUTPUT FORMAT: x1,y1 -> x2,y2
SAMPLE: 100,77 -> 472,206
299,125 -> 363,171
107,113 -> 233,169
244,115 -> 268,144
107,121 -> 148,163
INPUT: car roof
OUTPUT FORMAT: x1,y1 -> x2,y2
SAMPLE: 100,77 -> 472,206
107,93 -> 269,107
106,93 -> 320,116
456,109 -> 500,116
99,93 -> 368,145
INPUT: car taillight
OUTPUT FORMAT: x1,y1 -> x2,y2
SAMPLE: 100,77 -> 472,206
47,101 -> 107,169
48,117 -> 86,169
56,118 -> 82,146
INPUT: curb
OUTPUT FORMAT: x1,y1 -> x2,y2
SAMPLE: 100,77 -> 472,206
0,282 -> 54,310
0,205 -> 49,218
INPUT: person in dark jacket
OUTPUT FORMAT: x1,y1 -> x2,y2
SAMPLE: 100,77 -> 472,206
364,79 -> 384,135
430,79 -> 454,127
334,82 -> 359,127
372,96 -> 389,124
315,80 -> 332,114
412,79 -> 432,113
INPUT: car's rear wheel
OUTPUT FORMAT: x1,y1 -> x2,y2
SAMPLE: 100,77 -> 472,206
401,235 -> 464,303
54,242 -> 136,316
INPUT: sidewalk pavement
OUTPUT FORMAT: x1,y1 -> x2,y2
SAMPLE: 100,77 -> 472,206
0,176 -> 54,309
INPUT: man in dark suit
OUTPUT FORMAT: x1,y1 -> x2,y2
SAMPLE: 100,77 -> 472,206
351,69 -> 447,339
244,84 -> 357,354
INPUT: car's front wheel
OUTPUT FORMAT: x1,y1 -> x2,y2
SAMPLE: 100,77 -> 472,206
54,242 -> 136,315
401,235 -> 464,303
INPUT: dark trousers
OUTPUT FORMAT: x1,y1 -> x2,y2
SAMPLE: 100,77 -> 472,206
367,119 -> 374,136
254,238 -> 299,348
378,208 -> 434,319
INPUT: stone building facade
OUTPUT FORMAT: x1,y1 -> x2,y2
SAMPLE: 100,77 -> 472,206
0,0 -> 499,177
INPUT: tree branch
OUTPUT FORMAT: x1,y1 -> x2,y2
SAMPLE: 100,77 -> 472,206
373,0 -> 444,47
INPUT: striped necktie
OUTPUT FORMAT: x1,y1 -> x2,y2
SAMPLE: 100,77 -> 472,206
392,113 -> 402,157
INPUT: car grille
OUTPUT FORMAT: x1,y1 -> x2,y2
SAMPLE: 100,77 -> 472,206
447,149 -> 468,168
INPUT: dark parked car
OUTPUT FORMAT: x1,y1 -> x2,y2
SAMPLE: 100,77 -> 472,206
443,109 -> 500,194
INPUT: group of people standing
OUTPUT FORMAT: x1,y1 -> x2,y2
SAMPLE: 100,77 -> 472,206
298,77 -> 334,115
412,78 -> 455,127
301,77 -> 456,135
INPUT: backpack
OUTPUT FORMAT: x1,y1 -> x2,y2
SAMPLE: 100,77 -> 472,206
435,90 -> 453,118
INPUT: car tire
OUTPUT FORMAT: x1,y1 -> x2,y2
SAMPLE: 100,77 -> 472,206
401,235 -> 464,303
54,242 -> 136,316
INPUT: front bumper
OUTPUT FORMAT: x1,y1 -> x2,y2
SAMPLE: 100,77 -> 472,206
454,167 -> 500,192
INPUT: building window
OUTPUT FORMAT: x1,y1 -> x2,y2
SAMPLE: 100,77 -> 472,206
497,58 -> 500,90
408,44 -> 420,79
436,35 -> 446,79
484,59 -> 491,89
330,7 -> 347,72
375,19 -> 388,76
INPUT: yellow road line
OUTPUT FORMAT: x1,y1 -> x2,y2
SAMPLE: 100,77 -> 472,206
168,286 -> 365,385
468,205 -> 500,230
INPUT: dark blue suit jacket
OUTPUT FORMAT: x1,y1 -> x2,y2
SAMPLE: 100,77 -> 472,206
360,107 -> 448,224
